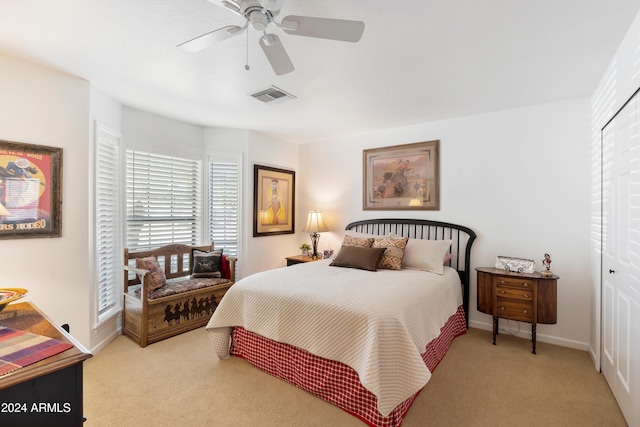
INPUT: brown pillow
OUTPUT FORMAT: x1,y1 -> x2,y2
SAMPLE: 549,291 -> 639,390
372,237 -> 409,270
330,246 -> 386,271
342,235 -> 375,247
136,256 -> 167,292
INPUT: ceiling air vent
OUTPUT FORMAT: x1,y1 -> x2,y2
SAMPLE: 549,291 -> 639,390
249,86 -> 296,104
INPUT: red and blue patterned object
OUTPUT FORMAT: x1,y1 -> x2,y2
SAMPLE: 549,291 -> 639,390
0,327 -> 73,376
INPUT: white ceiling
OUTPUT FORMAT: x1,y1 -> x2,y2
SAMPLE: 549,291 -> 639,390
0,0 -> 638,143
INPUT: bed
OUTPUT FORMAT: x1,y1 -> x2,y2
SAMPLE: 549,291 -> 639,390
206,218 -> 476,427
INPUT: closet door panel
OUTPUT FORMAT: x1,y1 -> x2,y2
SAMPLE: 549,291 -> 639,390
601,92 -> 638,426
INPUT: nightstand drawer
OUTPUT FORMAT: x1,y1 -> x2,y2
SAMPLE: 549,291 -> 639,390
496,276 -> 534,290
495,286 -> 533,301
496,298 -> 533,322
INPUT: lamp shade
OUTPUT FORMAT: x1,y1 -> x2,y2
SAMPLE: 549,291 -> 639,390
301,210 -> 328,233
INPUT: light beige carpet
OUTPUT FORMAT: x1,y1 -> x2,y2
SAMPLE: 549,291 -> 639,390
83,327 -> 626,427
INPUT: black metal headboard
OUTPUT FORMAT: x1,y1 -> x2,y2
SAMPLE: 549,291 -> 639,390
345,218 -> 477,326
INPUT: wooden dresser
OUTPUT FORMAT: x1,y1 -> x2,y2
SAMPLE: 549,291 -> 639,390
476,267 -> 558,354
0,302 -> 92,426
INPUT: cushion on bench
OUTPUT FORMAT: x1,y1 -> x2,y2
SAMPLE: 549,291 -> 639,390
146,277 -> 232,300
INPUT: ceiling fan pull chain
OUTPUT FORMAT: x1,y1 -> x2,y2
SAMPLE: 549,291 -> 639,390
245,29 -> 250,71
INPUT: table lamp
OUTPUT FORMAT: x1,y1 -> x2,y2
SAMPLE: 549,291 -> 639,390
301,210 -> 328,259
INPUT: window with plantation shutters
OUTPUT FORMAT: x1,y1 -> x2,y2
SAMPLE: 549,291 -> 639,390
95,123 -> 121,323
208,153 -> 241,259
126,150 -> 201,251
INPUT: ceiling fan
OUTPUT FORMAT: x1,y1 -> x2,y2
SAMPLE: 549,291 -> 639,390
178,0 -> 365,75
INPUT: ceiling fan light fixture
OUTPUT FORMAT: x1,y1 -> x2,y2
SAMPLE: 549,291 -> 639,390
248,10 -> 269,31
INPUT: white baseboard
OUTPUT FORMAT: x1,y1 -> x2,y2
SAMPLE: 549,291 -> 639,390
90,313 -> 122,354
588,345 -> 600,372
468,319 -> 590,352
90,329 -> 120,355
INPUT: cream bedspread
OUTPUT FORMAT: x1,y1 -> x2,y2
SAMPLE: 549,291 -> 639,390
206,259 -> 463,416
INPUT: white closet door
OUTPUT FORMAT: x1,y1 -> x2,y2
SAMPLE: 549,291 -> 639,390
601,93 -> 640,426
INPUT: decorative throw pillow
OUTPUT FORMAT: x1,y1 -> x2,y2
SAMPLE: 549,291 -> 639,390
342,235 -> 375,248
191,249 -> 223,278
135,256 -> 167,292
403,239 -> 453,275
372,236 -> 409,270
330,246 -> 386,271
345,230 -> 386,239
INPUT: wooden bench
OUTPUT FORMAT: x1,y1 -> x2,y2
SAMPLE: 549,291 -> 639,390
123,243 -> 236,347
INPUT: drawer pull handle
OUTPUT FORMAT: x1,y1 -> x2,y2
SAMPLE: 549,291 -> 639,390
500,290 -> 505,294
523,310 -> 528,314
500,280 -> 505,284
500,306 -> 505,311
523,294 -> 528,298
523,283 -> 529,287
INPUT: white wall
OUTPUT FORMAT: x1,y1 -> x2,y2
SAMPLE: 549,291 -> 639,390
122,106 -> 204,156
299,98 -> 592,349
0,53 -> 92,348
245,132 -> 299,276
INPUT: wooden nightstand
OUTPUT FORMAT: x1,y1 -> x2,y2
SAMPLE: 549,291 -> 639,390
286,254 -> 322,266
476,267 -> 558,354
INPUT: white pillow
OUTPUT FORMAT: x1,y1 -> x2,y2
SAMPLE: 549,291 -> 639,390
403,239 -> 453,274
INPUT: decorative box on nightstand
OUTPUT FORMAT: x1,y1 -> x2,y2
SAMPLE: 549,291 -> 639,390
286,254 -> 323,266
476,267 -> 558,354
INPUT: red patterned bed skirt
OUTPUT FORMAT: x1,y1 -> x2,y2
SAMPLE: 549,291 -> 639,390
229,305 -> 467,427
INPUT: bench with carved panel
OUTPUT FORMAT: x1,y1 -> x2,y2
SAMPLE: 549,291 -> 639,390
123,243 -> 236,347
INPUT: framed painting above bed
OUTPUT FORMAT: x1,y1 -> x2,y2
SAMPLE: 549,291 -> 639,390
363,140 -> 439,210
253,164 -> 295,237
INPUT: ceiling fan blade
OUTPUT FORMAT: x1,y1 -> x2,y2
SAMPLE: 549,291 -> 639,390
177,25 -> 244,52
281,15 -> 364,42
262,0 -> 286,14
220,1 -> 243,17
259,34 -> 294,75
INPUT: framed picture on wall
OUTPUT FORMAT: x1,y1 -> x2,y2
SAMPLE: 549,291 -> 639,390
253,164 -> 295,237
0,139 -> 63,239
363,140 -> 439,210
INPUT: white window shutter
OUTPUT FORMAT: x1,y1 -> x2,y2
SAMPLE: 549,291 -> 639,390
208,154 -> 241,259
96,125 -> 121,320
126,150 -> 201,251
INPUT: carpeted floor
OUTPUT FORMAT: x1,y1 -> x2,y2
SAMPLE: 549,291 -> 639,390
83,327 -> 627,426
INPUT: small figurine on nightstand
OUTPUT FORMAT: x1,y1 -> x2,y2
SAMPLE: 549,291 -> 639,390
541,253 -> 553,277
